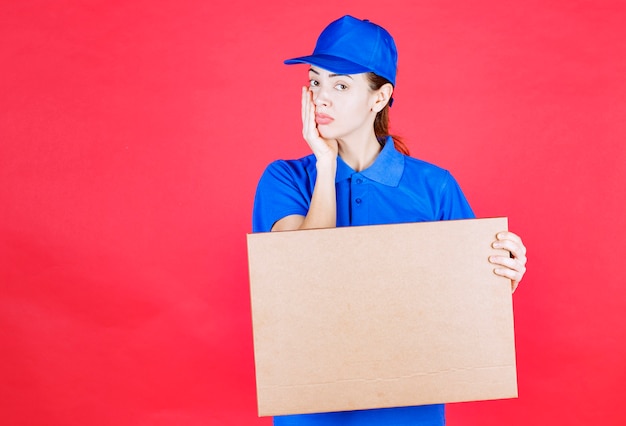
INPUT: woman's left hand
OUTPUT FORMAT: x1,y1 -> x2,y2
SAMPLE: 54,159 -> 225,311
489,231 -> 527,293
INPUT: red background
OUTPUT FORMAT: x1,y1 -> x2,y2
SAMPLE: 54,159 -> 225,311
2,1 -> 625,425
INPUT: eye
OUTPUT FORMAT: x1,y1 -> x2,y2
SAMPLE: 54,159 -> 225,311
309,79 -> 320,87
335,83 -> 348,91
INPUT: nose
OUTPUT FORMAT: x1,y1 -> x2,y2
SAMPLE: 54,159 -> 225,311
312,86 -> 330,107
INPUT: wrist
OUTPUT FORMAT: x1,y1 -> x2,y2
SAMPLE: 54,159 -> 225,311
315,158 -> 337,173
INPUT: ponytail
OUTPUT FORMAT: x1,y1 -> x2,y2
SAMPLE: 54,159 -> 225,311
367,73 -> 410,156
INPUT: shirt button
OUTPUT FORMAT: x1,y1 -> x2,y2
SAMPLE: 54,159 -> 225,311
355,198 -> 362,204
356,178 -> 363,184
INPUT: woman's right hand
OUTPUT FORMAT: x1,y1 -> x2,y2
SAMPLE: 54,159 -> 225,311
301,86 -> 338,164
271,87 -> 339,232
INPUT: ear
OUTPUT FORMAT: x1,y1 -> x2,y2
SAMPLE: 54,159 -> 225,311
372,83 -> 394,113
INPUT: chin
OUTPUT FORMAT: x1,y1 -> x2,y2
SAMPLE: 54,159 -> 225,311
317,126 -> 338,140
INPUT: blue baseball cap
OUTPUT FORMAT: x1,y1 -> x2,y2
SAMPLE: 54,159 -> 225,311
284,15 -> 398,86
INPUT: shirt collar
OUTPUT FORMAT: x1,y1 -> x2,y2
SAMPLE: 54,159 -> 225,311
335,136 -> 405,187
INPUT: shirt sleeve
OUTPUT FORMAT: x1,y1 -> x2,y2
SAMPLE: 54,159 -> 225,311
252,160 -> 313,233
438,171 -> 476,220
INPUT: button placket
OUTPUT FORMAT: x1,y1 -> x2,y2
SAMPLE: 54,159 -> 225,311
352,174 -> 366,207
349,174 -> 368,226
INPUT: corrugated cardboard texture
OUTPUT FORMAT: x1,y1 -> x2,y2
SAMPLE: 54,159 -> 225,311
247,217 -> 517,416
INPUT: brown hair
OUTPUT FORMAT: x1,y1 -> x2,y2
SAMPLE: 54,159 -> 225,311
367,73 -> 410,155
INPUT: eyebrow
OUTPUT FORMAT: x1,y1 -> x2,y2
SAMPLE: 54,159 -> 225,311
309,67 -> 354,79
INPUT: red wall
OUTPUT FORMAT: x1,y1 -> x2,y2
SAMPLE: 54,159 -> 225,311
2,1 -> 625,425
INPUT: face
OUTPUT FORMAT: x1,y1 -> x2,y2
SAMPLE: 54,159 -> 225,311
308,66 -> 381,141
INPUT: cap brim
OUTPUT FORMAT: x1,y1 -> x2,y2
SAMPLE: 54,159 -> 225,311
284,54 -> 371,75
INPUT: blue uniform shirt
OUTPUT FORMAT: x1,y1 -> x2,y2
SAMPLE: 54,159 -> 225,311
252,137 -> 475,425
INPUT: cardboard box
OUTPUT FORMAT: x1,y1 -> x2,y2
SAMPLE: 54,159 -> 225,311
247,217 -> 517,416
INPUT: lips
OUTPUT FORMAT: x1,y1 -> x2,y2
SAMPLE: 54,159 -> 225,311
315,113 -> 334,125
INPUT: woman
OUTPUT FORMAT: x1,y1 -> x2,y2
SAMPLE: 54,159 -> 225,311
252,14 -> 527,426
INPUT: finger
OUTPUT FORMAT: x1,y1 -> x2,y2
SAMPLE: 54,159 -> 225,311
495,231 -> 527,256
302,89 -> 314,141
301,86 -> 307,124
489,255 -> 524,271
302,87 -> 317,134
496,231 -> 523,245
301,87 -> 311,132
492,237 -> 527,259
491,254 -> 526,282
493,265 -> 524,284
306,91 -> 317,138
491,252 -> 527,279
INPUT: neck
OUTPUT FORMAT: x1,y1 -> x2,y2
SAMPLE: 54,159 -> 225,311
337,132 -> 382,172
